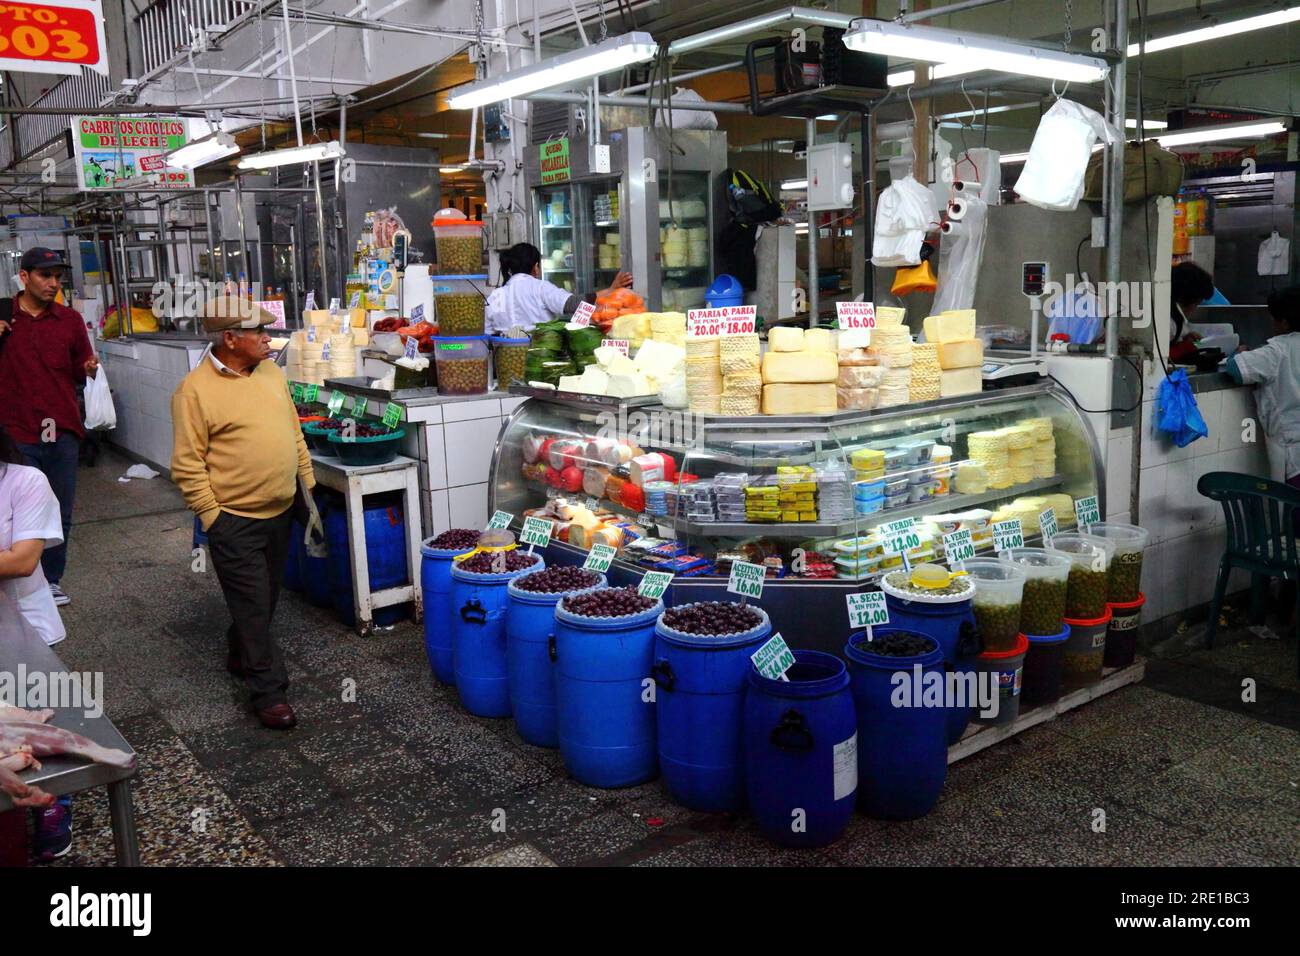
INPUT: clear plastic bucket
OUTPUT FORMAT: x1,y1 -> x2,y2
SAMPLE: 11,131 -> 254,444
1086,522 -> 1150,603
1001,547 -> 1072,636
964,557 -> 1026,653
1050,533 -> 1116,619
432,214 -> 484,274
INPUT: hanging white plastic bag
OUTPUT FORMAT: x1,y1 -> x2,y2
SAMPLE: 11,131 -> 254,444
654,87 -> 719,131
83,367 -> 116,431
1014,99 -> 1118,212
932,196 -> 989,315
872,175 -> 938,267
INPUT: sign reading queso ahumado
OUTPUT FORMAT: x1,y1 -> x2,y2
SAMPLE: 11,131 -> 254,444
540,138 -> 571,184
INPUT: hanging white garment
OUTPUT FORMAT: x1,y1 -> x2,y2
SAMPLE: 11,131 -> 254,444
1014,99 -> 1119,212
872,175 -> 938,268
1257,230 -> 1290,277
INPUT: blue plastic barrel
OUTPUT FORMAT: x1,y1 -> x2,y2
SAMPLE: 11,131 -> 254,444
654,604 -> 772,812
881,583 -> 981,744
845,629 -> 949,821
743,649 -> 857,848
282,520 -> 305,593
553,594 -> 664,787
506,571 -> 606,748
450,552 -> 545,717
705,273 -> 744,309
325,492 -> 410,627
421,538 -> 478,685
299,490 -> 334,608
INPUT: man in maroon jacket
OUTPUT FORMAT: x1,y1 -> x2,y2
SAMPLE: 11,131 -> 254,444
0,247 -> 97,607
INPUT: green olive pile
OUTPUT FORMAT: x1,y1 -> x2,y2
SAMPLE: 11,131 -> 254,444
436,235 -> 483,273
437,357 -> 489,395
973,600 -> 1023,652
494,344 -> 528,387
1107,552 -> 1143,603
1020,578 -> 1068,635
435,293 -> 486,336
1063,647 -> 1104,675
1065,565 -> 1109,619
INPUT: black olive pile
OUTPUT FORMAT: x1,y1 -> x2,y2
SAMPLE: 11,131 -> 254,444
295,403 -> 316,416
859,631 -> 936,657
561,587 -> 656,618
515,566 -> 601,594
314,418 -> 347,431
430,528 -> 480,550
458,550 -> 539,574
662,602 -> 763,636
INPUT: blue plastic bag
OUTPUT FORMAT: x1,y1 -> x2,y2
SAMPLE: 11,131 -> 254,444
1154,369 -> 1209,448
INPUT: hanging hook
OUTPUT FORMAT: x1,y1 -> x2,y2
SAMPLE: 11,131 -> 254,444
1051,78 -> 1071,102
907,83 -> 918,126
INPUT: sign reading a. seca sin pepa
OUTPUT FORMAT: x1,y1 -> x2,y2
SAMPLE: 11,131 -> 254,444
0,1 -> 108,77
687,305 -> 756,338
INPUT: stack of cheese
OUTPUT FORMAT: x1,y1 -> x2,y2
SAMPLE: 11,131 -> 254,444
991,498 -> 1043,537
285,329 -> 308,383
1041,492 -> 1075,528
1001,424 -> 1037,485
662,226 -> 688,268
955,460 -> 989,494
649,312 -> 687,349
870,324 -> 913,408
910,341 -> 941,403
557,340 -> 683,398
967,429 -> 1013,489
1024,416 -> 1056,478
761,327 -> 837,415
837,349 -> 884,409
926,311 -> 984,398
605,312 -> 688,351
328,331 -> 356,380
719,333 -> 762,415
685,336 -> 723,414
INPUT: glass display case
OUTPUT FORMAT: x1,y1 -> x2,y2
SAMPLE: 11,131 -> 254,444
658,171 -> 714,313
583,176 -> 623,291
536,184 -> 577,293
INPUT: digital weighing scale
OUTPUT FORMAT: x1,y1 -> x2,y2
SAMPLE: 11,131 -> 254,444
981,350 -> 1048,388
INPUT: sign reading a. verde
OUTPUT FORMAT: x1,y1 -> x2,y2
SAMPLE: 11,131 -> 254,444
540,137 -> 571,184
1074,495 -> 1100,530
74,116 -> 193,190
381,402 -> 402,429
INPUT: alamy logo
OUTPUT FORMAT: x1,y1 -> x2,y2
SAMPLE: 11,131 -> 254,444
49,886 -> 151,936
889,664 -> 1001,719
151,278 -> 267,318
1,666 -> 104,719
1041,273 -> 1154,329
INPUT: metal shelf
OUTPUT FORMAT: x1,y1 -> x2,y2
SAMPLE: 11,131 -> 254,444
541,223 -> 573,230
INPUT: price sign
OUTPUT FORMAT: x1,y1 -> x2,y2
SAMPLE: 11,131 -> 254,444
943,529 -> 976,570
992,518 -> 1024,552
327,390 -> 347,416
686,305 -> 757,338
304,291 -> 317,310
1074,495 -> 1100,531
255,300 -> 286,329
520,516 -> 554,550
486,510 -> 514,530
1,4 -> 108,77
836,300 -> 877,332
381,402 -> 402,429
570,301 -> 595,327
303,384 -> 319,403
403,336 -> 418,361
583,496 -> 600,512
583,543 -> 617,573
846,591 -> 889,629
750,632 -> 795,681
307,324 -> 317,342
290,382 -> 305,403
322,340 -> 332,361
328,297 -> 340,313
727,560 -> 766,600
638,570 -> 673,600
351,395 -> 368,418
881,517 -> 921,556
1039,508 -> 1059,545
411,303 -> 425,323
349,291 -> 362,308
600,339 -> 630,356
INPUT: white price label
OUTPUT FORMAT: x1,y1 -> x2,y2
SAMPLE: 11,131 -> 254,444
411,303 -> 425,323
403,336 -> 418,360
943,529 -> 976,569
520,516 -> 554,549
328,297 -> 340,313
304,291 -> 317,311
348,291 -> 362,308
583,543 -> 617,573
836,300 -> 877,331
1074,495 -> 1100,530
687,305 -> 757,338
881,518 -> 920,556
1039,508 -> 1059,544
583,496 -> 600,512
992,518 -> 1025,552
600,338 -> 630,356
638,571 -> 673,600
727,560 -> 766,600
846,591 -> 889,629
750,632 -> 795,681
486,510 -> 514,530
571,301 -> 595,327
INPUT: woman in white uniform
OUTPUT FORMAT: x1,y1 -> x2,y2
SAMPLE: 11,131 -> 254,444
485,242 -> 631,334
1228,285 -> 1300,488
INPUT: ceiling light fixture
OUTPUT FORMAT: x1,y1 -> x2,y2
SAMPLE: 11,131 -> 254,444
448,32 -> 658,110
1125,118 -> 1169,129
1128,6 -> 1300,56
236,140 -> 345,170
781,179 -> 808,190
164,131 -> 239,169
1153,120 -> 1287,148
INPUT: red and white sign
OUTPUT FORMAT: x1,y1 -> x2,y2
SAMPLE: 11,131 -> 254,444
255,300 -> 286,330
836,301 -> 876,331
138,153 -> 165,172
0,1 -> 108,76
687,305 -> 757,338
570,300 -> 595,327
600,338 -> 630,356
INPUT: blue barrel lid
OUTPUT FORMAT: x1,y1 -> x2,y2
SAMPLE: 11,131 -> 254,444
432,335 -> 489,344
1026,624 -> 1071,644
707,273 -> 743,297
490,335 -> 530,345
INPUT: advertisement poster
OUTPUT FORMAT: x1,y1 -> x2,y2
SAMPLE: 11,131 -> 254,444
72,116 -> 195,190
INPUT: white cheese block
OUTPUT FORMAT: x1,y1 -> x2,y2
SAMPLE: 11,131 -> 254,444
608,372 -> 653,397
875,306 -> 906,327
768,326 -> 805,352
762,382 -> 837,415
558,375 -> 586,392
939,366 -> 984,397
578,367 -> 611,394
937,338 -> 984,369
924,311 -> 977,343
761,350 -> 838,384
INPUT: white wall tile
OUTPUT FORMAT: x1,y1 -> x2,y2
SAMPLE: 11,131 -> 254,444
1106,434 -> 1133,517
1137,464 -> 1168,543
1217,388 -> 1251,451
426,489 -> 451,537
442,398 -> 502,423
1186,528 -> 1226,611
423,424 -> 447,489
1188,455 -> 1223,533
1192,389 -> 1222,453
1154,537 -> 1191,621
499,397 -> 527,415
1163,456 -> 1201,540
444,419 -> 497,486
448,483 -> 489,529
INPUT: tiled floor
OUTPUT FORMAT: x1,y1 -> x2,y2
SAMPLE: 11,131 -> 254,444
19,449 -> 1300,866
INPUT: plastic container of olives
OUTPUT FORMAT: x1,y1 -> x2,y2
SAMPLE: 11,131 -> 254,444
1061,607 -> 1111,690
964,557 -> 1027,653
1049,532 -> 1116,619
1085,522 -> 1149,603
491,335 -> 530,388
432,213 -> 484,274
432,336 -> 490,395
432,276 -> 487,336
1001,547 -> 1072,636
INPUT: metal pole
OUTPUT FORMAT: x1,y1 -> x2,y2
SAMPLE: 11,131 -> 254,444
279,0 -> 305,149
862,111 -> 874,303
900,0 -> 1010,21
288,223 -> 302,327
312,161 -> 330,302
621,60 -> 744,94
806,117 -> 818,327
525,91 -> 749,113
1104,0 -> 1128,359
233,175 -> 251,290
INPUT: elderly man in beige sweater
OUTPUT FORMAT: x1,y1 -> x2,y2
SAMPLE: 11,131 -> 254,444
171,297 -> 315,729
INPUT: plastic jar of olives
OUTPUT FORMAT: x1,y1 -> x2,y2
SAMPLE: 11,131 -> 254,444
1049,532 -> 1116,620
432,336 -> 490,395
491,335 -> 530,388
1061,607 -> 1111,691
1085,522 -> 1149,603
1001,547 -> 1072,636
964,557 -> 1027,653
432,213 -> 484,274
433,277 -> 487,336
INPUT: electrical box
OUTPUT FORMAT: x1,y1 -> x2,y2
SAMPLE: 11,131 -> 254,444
591,143 -> 612,174
807,142 -> 855,211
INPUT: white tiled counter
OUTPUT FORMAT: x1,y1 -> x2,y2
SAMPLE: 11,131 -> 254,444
97,336 -> 209,473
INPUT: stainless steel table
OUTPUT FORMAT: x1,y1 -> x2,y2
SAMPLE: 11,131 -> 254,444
0,609 -> 139,865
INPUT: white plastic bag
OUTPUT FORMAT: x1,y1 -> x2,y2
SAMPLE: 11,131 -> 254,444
654,88 -> 719,131
83,367 -> 116,431
932,197 -> 989,315
872,175 -> 938,267
1014,100 -> 1118,211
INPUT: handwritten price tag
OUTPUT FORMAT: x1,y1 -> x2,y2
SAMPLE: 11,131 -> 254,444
327,390 -> 346,416
583,543 -> 617,573
846,591 -> 889,629
303,384 -> 319,403
881,517 -> 920,556
638,570 -> 673,600
727,560 -> 766,600
403,336 -> 418,360
687,305 -> 757,338
750,632 -> 795,681
1074,495 -> 1100,531
485,510 -> 514,530
1039,508 -> 1059,545
349,291 -> 361,308
600,339 -> 630,356
520,516 -> 554,549
290,382 -> 305,403
992,518 -> 1024,552
571,301 -> 595,327
351,395 -> 368,418
411,303 -> 425,323
836,301 -> 877,331
381,402 -> 402,429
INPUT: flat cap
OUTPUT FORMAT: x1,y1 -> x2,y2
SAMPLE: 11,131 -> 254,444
200,296 -> 279,332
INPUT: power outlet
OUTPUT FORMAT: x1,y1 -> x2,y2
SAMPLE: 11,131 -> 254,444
591,143 -> 611,174
1091,216 -> 1106,248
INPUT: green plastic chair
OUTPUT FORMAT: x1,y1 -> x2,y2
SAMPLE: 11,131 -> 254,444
1196,471 -> 1300,674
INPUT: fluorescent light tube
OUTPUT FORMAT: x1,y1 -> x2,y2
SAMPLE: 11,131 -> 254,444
237,141 -> 345,169
847,20 -> 1107,83
1125,118 -> 1168,129
164,131 -> 239,169
1154,121 -> 1286,148
781,179 -> 808,190
998,151 -> 1030,164
448,32 -> 658,110
1128,6 -> 1300,56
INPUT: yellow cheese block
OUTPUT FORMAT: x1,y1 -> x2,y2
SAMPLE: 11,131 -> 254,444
939,366 -> 983,397
762,382 -> 838,414
937,338 -> 984,369
761,350 -> 838,384
875,306 -> 906,327
803,327 -> 835,352
924,311 -> 976,343
768,326 -> 805,352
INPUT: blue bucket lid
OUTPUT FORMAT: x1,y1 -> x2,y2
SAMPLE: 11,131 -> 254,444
707,273 -> 743,296
1026,624 -> 1071,644
490,335 -> 530,345
433,335 -> 488,344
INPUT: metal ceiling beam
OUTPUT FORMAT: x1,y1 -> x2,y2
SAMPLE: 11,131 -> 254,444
186,67 -> 371,86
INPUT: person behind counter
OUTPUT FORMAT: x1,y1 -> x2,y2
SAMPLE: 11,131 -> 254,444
485,242 -> 632,334
1168,261 -> 1215,363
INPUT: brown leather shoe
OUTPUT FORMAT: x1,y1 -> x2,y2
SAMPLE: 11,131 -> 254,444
226,654 -> 244,677
256,703 -> 297,730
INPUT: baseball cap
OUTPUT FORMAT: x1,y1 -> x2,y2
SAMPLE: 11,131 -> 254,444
20,247 -> 68,272
200,296 -> 279,332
